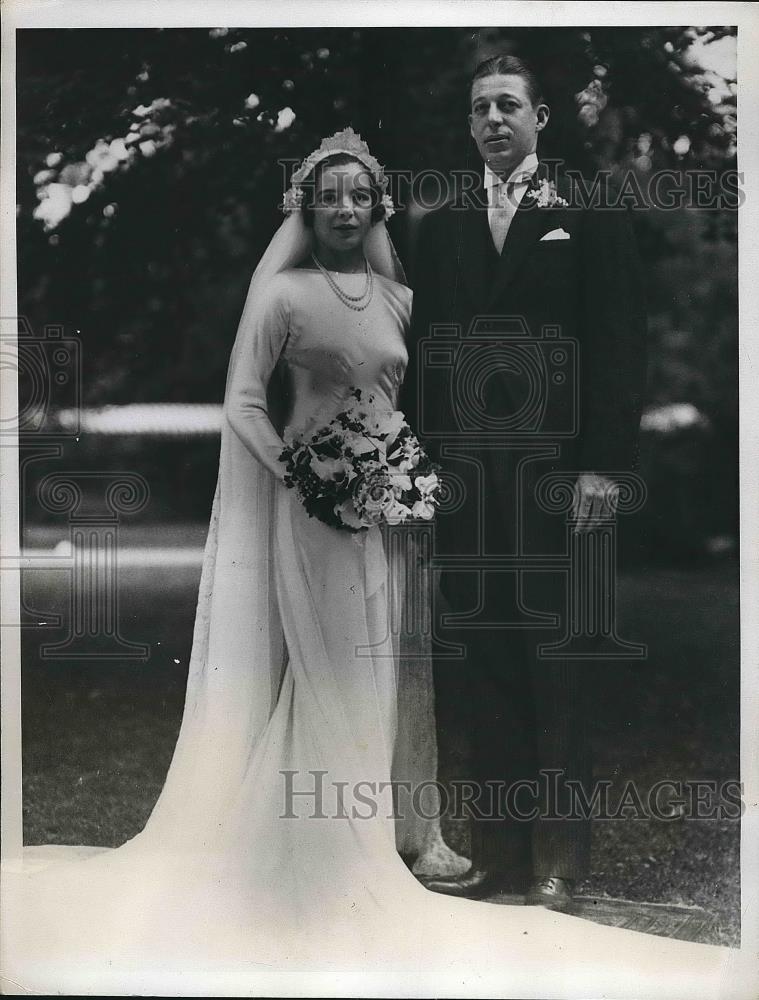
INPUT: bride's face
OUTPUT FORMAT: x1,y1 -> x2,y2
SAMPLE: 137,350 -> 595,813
312,161 -> 374,257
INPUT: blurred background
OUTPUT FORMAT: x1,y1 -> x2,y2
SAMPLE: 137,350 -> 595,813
17,25 -> 738,556
15,26 -> 740,944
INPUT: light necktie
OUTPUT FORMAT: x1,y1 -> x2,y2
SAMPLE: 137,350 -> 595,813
489,180 -> 518,255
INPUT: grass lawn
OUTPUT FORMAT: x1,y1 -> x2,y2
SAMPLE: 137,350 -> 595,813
19,549 -> 740,946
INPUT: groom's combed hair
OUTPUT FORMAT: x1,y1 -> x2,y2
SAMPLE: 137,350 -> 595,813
471,55 -> 544,107
301,153 -> 386,227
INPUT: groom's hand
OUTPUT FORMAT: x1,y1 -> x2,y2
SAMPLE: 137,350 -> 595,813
571,473 -> 618,532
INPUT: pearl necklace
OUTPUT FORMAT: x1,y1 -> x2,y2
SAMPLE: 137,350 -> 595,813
311,253 -> 374,311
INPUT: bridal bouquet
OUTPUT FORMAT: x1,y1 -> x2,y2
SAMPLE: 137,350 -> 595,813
279,389 -> 441,533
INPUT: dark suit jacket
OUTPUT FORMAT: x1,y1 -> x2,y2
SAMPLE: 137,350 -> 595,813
400,163 -> 647,615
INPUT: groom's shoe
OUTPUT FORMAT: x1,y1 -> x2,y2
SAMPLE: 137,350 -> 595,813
524,876 -> 575,912
420,867 -> 515,899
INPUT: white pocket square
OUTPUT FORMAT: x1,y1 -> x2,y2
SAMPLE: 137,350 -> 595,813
540,228 -> 571,241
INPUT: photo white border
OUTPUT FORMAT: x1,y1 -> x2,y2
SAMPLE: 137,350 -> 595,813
1,2 -> 757,997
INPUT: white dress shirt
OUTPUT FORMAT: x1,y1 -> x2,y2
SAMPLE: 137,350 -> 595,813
484,152 -> 539,252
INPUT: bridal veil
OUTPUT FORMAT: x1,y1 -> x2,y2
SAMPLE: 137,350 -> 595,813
141,130 -> 453,864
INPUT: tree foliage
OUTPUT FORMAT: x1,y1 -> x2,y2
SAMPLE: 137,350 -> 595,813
17,26 -> 737,406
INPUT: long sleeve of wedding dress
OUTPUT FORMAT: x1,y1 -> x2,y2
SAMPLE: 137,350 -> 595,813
224,278 -> 290,480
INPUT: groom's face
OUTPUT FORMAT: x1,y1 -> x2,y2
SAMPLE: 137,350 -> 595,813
469,73 -> 548,177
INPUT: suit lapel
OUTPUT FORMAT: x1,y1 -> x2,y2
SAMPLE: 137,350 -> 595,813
455,173 -> 497,310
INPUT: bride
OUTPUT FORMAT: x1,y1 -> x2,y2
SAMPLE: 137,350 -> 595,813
1,130 -> 733,997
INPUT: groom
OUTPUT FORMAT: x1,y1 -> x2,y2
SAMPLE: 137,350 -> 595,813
400,55 -> 646,909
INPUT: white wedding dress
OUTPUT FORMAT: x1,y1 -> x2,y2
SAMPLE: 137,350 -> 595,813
1,267 -> 736,998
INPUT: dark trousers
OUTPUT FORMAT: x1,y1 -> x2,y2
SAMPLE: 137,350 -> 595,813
433,621 -> 592,882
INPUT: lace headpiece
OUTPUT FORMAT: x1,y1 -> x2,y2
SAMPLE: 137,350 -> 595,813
282,127 -> 394,218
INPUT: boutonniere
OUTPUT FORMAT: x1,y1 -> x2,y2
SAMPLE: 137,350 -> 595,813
526,178 -> 568,209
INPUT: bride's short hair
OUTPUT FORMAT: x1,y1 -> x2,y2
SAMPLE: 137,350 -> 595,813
301,153 -> 386,227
